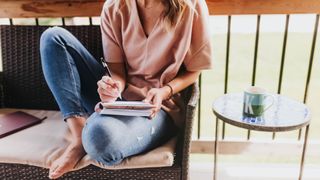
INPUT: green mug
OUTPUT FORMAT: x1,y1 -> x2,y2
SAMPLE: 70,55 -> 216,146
243,86 -> 274,117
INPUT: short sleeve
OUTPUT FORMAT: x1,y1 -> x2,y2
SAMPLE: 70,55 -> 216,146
100,2 -> 124,63
183,0 -> 212,71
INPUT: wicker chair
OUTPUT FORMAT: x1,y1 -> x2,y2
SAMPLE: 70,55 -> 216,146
0,25 -> 199,180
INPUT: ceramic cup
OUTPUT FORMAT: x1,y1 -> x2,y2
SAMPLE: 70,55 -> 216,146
243,86 -> 274,117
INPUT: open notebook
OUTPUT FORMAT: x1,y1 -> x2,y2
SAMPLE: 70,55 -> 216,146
99,101 -> 155,117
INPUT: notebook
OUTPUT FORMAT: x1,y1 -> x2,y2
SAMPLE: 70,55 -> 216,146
0,111 -> 46,138
99,101 -> 155,117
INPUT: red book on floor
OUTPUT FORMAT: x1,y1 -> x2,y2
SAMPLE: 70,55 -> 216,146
0,111 -> 46,138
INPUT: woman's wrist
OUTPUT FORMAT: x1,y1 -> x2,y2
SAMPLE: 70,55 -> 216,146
162,84 -> 173,100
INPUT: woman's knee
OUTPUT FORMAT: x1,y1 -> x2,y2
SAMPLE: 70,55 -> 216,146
40,27 -> 73,68
40,27 -> 74,60
40,27 -> 67,46
82,113 -> 125,165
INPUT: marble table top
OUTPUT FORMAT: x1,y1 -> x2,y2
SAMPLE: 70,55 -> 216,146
212,93 -> 311,132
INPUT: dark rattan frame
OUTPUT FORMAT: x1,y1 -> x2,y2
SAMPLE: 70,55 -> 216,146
0,25 -> 199,180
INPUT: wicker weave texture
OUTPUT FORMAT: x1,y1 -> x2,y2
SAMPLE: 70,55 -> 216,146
0,25 -> 103,110
0,72 -> 4,107
182,83 -> 199,180
0,164 -> 181,180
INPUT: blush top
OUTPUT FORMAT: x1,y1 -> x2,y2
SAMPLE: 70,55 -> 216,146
100,0 -> 212,127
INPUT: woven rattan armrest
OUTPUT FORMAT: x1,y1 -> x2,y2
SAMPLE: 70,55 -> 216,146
0,72 -> 4,108
180,82 -> 199,180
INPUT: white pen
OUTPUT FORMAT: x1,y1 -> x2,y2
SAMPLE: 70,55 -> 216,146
100,57 -> 122,100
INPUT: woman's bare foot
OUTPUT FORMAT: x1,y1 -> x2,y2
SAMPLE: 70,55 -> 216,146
49,141 -> 86,179
49,116 -> 87,179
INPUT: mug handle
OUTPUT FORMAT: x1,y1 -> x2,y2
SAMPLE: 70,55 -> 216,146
262,94 -> 274,113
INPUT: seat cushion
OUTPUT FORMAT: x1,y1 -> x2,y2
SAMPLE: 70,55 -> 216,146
0,109 -> 176,171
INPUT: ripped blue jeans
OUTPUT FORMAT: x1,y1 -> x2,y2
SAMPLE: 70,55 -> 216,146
40,27 -> 177,166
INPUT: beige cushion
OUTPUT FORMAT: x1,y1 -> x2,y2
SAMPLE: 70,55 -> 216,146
0,109 -> 176,171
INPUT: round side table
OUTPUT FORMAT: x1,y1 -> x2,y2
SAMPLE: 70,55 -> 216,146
212,93 -> 311,180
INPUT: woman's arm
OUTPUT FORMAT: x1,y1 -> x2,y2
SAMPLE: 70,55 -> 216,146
165,70 -> 200,96
107,62 -> 126,93
144,70 -> 200,118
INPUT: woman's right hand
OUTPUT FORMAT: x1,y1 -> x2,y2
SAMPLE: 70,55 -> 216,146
97,76 -> 121,103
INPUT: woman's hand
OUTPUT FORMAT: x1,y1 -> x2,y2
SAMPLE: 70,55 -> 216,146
97,76 -> 121,103
143,86 -> 171,119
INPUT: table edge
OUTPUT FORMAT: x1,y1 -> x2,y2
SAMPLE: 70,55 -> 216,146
213,109 -> 311,132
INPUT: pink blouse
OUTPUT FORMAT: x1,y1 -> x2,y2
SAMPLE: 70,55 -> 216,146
100,0 -> 212,127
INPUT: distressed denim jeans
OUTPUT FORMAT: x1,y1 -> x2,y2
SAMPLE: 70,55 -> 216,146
40,27 -> 177,166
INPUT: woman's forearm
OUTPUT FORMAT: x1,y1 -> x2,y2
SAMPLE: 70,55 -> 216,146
165,70 -> 201,95
108,62 -> 126,93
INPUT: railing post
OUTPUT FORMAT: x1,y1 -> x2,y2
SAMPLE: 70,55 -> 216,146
248,14 -> 261,140
222,15 -> 232,140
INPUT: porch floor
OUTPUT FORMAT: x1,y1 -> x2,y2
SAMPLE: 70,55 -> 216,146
190,162 -> 320,180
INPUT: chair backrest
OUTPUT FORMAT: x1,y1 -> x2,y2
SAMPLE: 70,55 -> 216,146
0,25 -> 103,110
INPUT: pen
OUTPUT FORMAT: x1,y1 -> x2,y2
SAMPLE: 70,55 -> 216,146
100,57 -> 122,100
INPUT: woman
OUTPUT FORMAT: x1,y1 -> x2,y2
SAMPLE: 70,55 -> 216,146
40,0 -> 212,179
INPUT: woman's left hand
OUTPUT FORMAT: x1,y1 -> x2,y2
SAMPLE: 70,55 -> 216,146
143,87 -> 171,119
